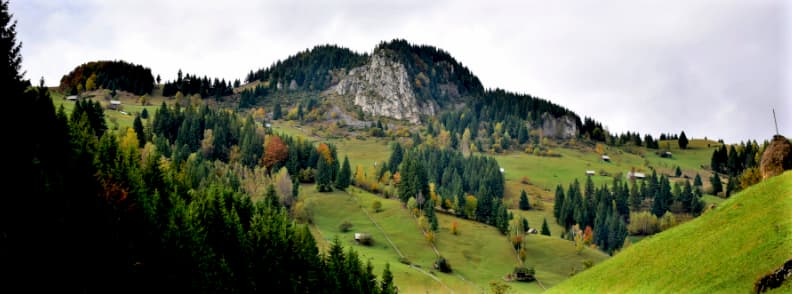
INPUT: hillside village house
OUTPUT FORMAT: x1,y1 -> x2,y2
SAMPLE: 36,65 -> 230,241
601,155 -> 611,162
586,170 -> 595,176
627,171 -> 646,180
109,100 -> 121,110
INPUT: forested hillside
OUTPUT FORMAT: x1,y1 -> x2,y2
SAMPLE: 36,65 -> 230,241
246,44 -> 368,91
1,4 -> 394,292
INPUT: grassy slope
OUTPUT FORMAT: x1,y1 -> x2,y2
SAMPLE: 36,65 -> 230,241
305,186 -> 608,293
548,171 -> 792,293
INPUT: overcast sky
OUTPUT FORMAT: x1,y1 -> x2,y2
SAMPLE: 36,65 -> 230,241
10,0 -> 790,143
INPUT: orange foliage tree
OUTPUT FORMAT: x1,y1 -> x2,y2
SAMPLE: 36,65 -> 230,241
262,135 -> 288,171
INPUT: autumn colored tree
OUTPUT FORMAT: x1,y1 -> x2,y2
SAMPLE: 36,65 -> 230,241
263,135 -> 288,171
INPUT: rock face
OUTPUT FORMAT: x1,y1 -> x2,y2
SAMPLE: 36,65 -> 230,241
334,51 -> 435,123
540,113 -> 579,139
760,135 -> 792,179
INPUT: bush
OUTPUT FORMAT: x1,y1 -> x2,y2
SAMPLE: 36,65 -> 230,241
298,168 -> 316,183
434,256 -> 452,273
399,257 -> 411,265
339,221 -> 353,233
627,211 -> 659,235
513,266 -> 536,282
372,200 -> 382,212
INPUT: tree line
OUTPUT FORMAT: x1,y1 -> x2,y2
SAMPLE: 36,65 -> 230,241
246,44 -> 368,92
161,69 -> 237,99
59,60 -> 155,95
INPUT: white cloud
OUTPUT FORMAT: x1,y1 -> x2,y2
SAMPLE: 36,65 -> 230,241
10,0 -> 789,143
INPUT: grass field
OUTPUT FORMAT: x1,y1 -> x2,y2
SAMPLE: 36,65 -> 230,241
548,171 -> 792,293
304,185 -> 609,293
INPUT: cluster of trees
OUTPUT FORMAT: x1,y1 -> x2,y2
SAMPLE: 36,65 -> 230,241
161,69 -> 236,99
553,172 -> 704,254
375,39 -> 484,104
709,140 -> 766,197
59,60 -> 155,95
246,45 -> 368,92
710,141 -> 763,177
238,84 -> 269,108
394,144 -> 510,233
433,89 -> 587,154
1,8 -> 389,289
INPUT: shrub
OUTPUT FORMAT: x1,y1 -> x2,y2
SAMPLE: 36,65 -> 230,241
372,200 -> 382,212
627,211 -> 659,235
521,176 -> 531,184
434,256 -> 452,273
339,221 -> 353,233
513,266 -> 536,282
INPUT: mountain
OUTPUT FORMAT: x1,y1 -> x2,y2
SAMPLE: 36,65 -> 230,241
547,171 -> 792,293
245,40 -> 585,136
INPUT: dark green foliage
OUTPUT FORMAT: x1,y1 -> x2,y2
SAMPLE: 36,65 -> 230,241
141,108 -> 149,119
652,175 -> 673,217
247,45 -> 368,91
678,131 -> 689,149
316,155 -> 334,192
711,173 -> 723,195
388,142 -> 403,174
521,218 -> 530,233
133,115 -> 145,147
381,263 -> 396,294
60,60 -> 154,95
71,99 -> 107,137
541,218 -> 551,236
434,256 -> 453,273
675,166 -> 682,177
519,190 -> 531,210
273,103 -> 282,120
162,70 -> 233,98
694,173 -> 703,187
335,156 -> 351,190
513,266 -> 536,282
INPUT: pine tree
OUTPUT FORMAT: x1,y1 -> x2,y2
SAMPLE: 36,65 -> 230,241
335,156 -> 351,190
541,218 -> 551,236
711,173 -> 723,196
316,155 -> 333,192
519,190 -> 530,210
380,263 -> 396,294
133,115 -> 145,148
694,173 -> 703,187
388,143 -> 403,174
521,217 -> 530,233
553,185 -> 565,223
675,166 -> 682,177
265,183 -> 280,208
678,131 -> 689,149
272,103 -> 282,120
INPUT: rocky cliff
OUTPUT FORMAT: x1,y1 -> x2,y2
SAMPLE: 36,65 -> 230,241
540,113 -> 579,139
334,50 -> 436,124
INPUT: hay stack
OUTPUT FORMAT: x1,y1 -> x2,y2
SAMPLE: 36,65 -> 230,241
760,135 -> 792,179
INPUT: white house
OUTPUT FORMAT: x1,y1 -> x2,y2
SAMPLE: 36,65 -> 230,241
601,155 -> 611,162
586,170 -> 595,176
627,171 -> 646,179
66,95 -> 78,101
109,100 -> 122,110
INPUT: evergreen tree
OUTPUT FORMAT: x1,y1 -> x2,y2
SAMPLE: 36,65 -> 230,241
380,263 -> 396,294
335,156 -> 351,190
272,103 -> 282,120
675,166 -> 682,177
553,185 -> 565,223
541,218 -> 551,236
133,115 -> 145,147
711,173 -> 723,196
521,217 -> 530,233
388,143 -> 403,174
694,173 -> 703,187
141,108 -> 149,119
519,190 -> 530,210
628,180 -> 641,212
316,155 -> 333,192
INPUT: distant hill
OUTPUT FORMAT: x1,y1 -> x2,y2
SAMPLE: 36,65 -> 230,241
548,171 -> 792,293
60,60 -> 154,95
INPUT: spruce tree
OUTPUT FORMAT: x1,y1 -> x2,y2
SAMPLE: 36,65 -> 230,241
133,115 -> 145,147
272,103 -> 282,120
678,131 -> 689,149
519,190 -> 530,210
675,166 -> 682,177
711,173 -> 723,196
694,173 -> 703,187
522,217 -> 530,233
380,263 -> 396,294
335,156 -> 351,190
541,218 -> 551,236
